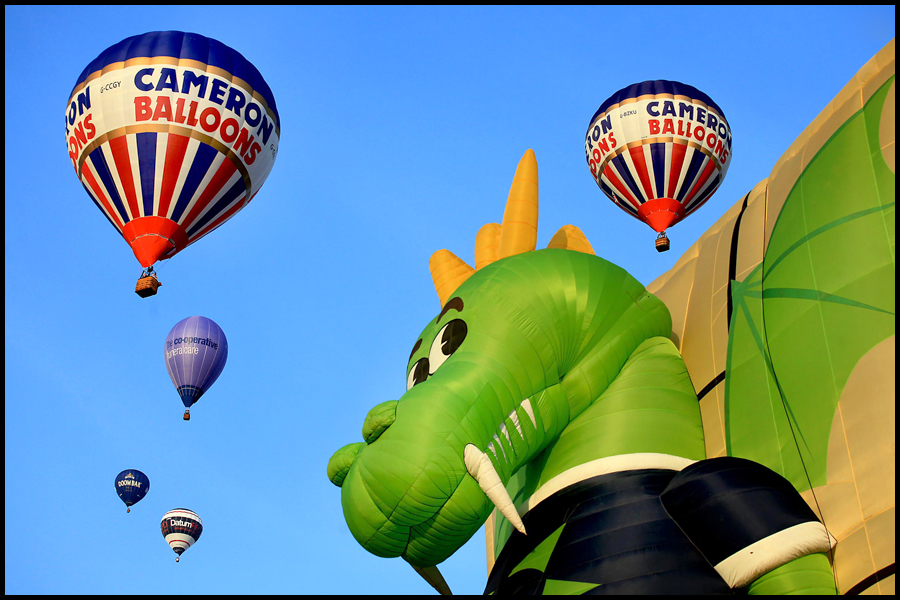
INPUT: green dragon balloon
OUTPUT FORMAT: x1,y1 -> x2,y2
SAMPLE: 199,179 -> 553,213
330,40 -> 894,596
329,147 -> 848,595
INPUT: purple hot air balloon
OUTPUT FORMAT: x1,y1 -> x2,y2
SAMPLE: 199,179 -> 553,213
164,316 -> 228,421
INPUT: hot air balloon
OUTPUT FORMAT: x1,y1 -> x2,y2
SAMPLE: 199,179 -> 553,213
585,80 -> 731,252
114,469 -> 149,513
64,31 -> 280,296
164,316 -> 228,421
161,508 -> 202,562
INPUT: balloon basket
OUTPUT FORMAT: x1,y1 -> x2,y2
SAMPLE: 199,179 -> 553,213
655,234 -> 670,253
135,275 -> 162,298
183,410 -> 191,421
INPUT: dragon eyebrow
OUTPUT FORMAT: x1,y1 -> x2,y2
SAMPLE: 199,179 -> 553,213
409,338 -> 422,361
410,297 -> 465,362
437,297 -> 464,324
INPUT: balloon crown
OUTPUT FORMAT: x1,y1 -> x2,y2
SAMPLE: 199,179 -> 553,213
429,149 -> 595,308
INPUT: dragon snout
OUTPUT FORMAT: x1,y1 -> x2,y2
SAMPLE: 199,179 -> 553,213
327,400 -> 397,488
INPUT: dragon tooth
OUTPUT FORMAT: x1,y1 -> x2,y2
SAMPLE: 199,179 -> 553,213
498,420 -> 512,446
492,433 -> 508,462
410,564 -> 452,595
521,398 -> 537,428
487,442 -> 498,461
464,444 -> 526,535
508,408 -> 524,439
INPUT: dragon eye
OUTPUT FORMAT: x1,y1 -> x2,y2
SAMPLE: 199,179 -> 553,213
406,357 -> 429,391
428,319 -> 467,374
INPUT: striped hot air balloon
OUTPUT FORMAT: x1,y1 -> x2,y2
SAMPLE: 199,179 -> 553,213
161,508 -> 203,562
64,31 -> 280,277
585,80 -> 731,252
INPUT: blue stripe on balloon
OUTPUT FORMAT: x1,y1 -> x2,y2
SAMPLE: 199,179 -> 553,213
685,173 -> 721,214
650,143 -> 667,199
135,132 -> 157,217
170,143 -> 218,223
599,180 -> 639,215
83,182 -> 121,232
88,147 -> 130,224
185,178 -> 247,236
677,150 -> 707,202
610,154 -> 646,204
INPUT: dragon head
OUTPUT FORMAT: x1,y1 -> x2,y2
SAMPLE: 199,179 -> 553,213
328,151 -> 670,574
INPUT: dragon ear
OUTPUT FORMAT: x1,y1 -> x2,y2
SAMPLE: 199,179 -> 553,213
547,225 -> 595,255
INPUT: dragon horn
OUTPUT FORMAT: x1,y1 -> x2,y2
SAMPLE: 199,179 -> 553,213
547,224 -> 595,255
497,149 -> 538,260
474,223 -> 501,270
429,249 -> 474,308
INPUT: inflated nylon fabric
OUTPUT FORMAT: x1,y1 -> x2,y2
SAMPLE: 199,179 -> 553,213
338,249 -> 672,565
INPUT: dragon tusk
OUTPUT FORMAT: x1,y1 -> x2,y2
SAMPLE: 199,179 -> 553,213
464,444 -> 526,535
410,564 -> 453,595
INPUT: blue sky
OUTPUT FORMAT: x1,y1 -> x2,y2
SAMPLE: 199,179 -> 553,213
4,5 -> 894,595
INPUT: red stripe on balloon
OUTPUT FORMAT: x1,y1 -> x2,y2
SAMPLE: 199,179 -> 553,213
185,194 -> 246,245
179,157 -> 238,232
683,159 -> 717,206
157,134 -> 191,219
82,167 -> 124,230
667,142 -> 688,199
627,145 -> 656,201
603,166 -> 642,210
108,135 -> 141,219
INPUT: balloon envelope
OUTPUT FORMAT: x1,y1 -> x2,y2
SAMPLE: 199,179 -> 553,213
65,31 -> 280,268
114,469 -> 149,510
164,316 -> 228,409
585,80 -> 731,233
160,508 -> 203,559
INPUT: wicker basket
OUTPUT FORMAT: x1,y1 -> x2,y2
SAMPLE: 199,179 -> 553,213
135,276 -> 162,298
655,236 -> 670,253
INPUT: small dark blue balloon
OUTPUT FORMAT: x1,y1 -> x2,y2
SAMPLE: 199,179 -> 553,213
115,469 -> 150,512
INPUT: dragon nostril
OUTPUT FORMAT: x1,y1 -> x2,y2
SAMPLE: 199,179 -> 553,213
362,400 -> 398,444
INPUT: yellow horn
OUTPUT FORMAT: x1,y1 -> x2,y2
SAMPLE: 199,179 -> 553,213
474,223 -> 501,270
429,249 -> 474,308
547,225 -> 595,255
497,149 -> 538,260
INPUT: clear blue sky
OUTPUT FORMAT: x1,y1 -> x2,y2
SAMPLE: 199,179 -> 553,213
5,6 -> 894,595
